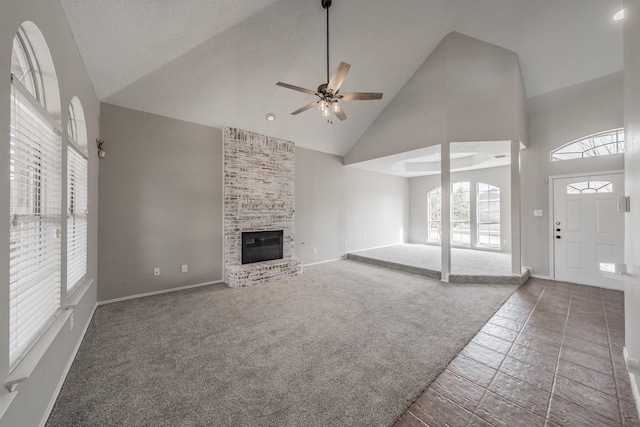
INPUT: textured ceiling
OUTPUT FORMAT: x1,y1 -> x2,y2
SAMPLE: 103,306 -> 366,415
60,0 -> 623,156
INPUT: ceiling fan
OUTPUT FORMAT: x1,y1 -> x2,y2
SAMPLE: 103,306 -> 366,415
276,0 -> 383,123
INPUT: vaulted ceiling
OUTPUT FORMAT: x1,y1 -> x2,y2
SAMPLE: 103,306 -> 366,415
60,0 -> 623,156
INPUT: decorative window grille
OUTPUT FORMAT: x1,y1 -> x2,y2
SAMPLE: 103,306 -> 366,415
566,181 -> 613,194
551,129 -> 625,161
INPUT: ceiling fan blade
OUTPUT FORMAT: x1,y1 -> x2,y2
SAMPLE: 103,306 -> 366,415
276,82 -> 318,96
335,107 -> 347,121
327,62 -> 351,93
291,100 -> 320,115
338,92 -> 384,101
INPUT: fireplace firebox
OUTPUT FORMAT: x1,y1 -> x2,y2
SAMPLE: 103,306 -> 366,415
242,231 -> 284,264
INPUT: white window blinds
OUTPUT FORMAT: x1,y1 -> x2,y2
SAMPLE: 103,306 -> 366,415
9,84 -> 62,368
67,145 -> 88,292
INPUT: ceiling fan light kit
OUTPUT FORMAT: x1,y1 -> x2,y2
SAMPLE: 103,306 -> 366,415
276,0 -> 383,123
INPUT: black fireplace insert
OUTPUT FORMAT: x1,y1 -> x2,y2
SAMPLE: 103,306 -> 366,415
241,230 -> 284,264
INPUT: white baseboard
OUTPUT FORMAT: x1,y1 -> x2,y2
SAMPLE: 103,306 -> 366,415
625,348 -> 640,420
631,373 -> 640,420
97,280 -> 224,306
39,303 -> 97,427
530,273 -> 552,280
529,273 -> 625,291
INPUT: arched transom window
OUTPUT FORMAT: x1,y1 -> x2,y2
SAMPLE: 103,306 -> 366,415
551,128 -> 624,161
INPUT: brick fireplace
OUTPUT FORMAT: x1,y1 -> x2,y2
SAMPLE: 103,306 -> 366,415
223,127 -> 302,287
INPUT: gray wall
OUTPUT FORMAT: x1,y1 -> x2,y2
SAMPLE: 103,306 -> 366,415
623,0 -> 640,400
0,1 -> 100,425
98,104 -> 223,302
295,147 -> 409,264
521,72 -> 624,277
345,32 -> 526,165
408,166 -> 512,253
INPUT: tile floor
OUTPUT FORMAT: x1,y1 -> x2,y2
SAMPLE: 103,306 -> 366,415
394,278 -> 640,427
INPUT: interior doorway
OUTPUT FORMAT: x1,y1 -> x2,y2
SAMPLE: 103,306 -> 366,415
551,172 -> 625,289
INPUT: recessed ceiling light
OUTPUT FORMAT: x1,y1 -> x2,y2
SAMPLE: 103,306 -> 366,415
614,9 -> 624,21
265,113 -> 277,122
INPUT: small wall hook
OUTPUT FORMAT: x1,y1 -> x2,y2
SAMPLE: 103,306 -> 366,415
96,138 -> 106,158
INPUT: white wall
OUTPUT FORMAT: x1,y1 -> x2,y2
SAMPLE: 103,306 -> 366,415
98,104 -> 223,302
345,32 -> 526,165
521,72 -> 624,277
295,147 -> 409,264
408,166 -> 512,252
0,1 -> 99,425
623,0 -> 640,406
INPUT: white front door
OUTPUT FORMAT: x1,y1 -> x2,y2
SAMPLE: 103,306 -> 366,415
552,173 -> 625,288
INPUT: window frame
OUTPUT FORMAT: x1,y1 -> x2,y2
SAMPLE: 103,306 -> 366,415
66,100 -> 89,295
427,187 -> 442,243
11,28 -> 44,106
8,24 -> 65,373
551,128 -> 625,162
451,182 -> 471,246
427,181 -> 502,251
9,79 -> 63,370
477,183 -> 501,249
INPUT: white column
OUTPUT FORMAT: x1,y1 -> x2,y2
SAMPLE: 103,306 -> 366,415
441,142 -> 451,282
511,140 -> 522,275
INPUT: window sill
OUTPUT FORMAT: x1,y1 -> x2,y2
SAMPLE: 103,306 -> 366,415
5,277 -> 94,392
0,391 -> 18,419
67,277 -> 94,308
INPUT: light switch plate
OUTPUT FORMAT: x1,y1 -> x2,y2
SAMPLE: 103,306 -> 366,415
533,209 -> 543,217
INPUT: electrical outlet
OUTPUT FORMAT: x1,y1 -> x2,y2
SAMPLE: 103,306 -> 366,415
181,264 -> 188,273
154,268 -> 160,276
344,239 -> 348,246
313,248 -> 317,254
70,313 -> 74,330
364,236 -> 367,242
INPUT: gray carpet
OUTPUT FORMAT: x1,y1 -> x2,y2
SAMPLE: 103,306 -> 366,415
47,260 -> 518,427
350,244 -> 513,275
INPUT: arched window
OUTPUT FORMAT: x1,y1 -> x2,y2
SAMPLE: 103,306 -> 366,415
11,26 -> 42,102
477,183 -> 501,248
551,129 -> 625,161
428,182 -> 472,245
566,181 -> 613,194
9,23 -> 62,369
452,182 -> 471,245
427,182 -> 501,249
427,187 -> 441,242
67,98 -> 88,293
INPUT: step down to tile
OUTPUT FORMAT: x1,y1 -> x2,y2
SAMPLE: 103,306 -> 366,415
346,252 -> 531,285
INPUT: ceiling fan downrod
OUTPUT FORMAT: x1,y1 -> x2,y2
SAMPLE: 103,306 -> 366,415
274,0 -> 383,123
322,0 -> 332,85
